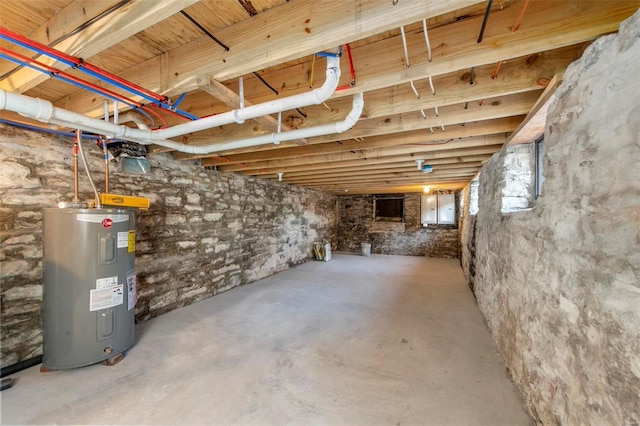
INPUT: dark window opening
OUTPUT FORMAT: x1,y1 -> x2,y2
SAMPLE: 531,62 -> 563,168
374,196 -> 404,222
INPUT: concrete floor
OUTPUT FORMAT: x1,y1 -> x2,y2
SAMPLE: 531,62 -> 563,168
1,253 -> 530,425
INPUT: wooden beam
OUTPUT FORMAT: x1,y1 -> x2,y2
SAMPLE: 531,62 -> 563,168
0,1 -> 122,76
54,0 -> 636,125
196,117 -> 520,165
1,0 -> 202,94
277,155 -> 493,179
217,134 -> 505,172
507,73 -> 563,145
335,1 -> 638,98
169,44 -> 577,153
361,49 -> 575,119
197,75 -> 306,144
226,145 -> 503,175
330,181 -> 469,195
302,171 -> 481,185
191,90 -> 536,160
304,172 -> 477,189
285,163 -> 483,184
55,0 -> 482,114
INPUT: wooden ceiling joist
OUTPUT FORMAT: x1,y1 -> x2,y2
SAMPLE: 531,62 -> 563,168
0,0 -> 201,93
1,0 -> 635,194
194,116 -> 520,165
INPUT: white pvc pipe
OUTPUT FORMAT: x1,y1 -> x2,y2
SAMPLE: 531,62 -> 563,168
118,112 -> 150,130
0,55 -> 341,147
132,93 -> 363,155
0,83 -> 363,156
157,55 -> 339,139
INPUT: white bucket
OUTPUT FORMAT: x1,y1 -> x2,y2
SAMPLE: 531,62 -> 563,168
324,243 -> 332,261
361,243 -> 371,257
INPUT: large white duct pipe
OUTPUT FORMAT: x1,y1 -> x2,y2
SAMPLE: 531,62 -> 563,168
131,92 -> 363,154
0,56 -> 342,152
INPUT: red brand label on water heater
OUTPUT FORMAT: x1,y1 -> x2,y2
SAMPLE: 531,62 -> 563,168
101,218 -> 113,228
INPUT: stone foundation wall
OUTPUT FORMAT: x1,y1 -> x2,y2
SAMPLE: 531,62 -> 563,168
0,126 -> 337,367
337,193 -> 459,257
460,11 -> 640,425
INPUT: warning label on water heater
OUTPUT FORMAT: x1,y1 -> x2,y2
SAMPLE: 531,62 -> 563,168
117,232 -> 129,249
90,285 -> 124,311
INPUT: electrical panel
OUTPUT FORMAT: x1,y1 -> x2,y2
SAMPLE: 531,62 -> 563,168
421,194 -> 456,225
421,194 -> 438,225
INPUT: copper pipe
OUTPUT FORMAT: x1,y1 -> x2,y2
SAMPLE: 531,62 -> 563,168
512,0 -> 531,32
492,0 -> 531,79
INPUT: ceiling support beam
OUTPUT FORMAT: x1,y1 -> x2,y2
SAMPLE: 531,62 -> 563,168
271,155 -> 493,179
1,0 -> 202,93
60,0 -> 633,120
197,75 -> 307,144
217,134 -> 505,172
197,116 -> 520,165
192,91 -> 536,161
226,145 -> 503,175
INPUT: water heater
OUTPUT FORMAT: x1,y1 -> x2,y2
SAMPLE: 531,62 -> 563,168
42,208 -> 136,370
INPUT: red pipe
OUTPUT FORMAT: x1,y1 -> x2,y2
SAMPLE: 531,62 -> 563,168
0,48 -> 143,107
336,43 -> 356,91
0,47 -> 171,129
0,27 -> 166,102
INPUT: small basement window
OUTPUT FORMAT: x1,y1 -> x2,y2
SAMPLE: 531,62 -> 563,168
374,196 -> 404,222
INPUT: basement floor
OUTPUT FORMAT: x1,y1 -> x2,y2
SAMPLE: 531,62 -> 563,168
1,254 -> 530,425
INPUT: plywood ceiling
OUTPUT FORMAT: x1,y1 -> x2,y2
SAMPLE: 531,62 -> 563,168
1,0 -> 638,194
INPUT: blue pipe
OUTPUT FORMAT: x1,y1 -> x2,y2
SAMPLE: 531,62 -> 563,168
0,34 -> 77,68
173,92 -> 187,107
1,54 -> 156,128
156,103 -> 199,121
315,51 -> 341,58
0,54 -> 141,110
0,35 -> 199,121
0,118 -> 100,140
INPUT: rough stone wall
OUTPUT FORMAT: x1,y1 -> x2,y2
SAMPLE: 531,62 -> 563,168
459,11 -> 640,425
0,126 -> 337,367
459,212 -> 477,294
501,143 -> 535,213
337,193 -> 459,257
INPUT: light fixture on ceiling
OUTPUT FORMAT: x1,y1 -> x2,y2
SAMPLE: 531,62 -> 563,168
423,186 -> 431,193
277,172 -> 283,182
415,159 -> 424,170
